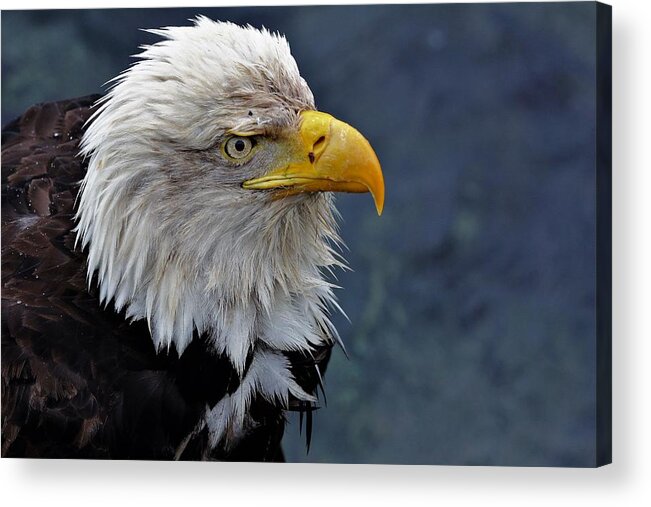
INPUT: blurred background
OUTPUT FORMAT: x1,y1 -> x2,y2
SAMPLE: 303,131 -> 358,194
1,3 -> 598,466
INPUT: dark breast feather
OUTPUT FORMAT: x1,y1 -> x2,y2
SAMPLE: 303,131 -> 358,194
1,96 -> 332,461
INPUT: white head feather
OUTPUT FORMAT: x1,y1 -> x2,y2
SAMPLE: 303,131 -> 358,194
75,16 -> 345,391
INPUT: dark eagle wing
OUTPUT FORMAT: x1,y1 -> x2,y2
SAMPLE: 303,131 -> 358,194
1,95 -> 111,456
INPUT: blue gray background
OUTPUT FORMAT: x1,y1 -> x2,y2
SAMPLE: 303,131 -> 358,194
1,2 -> 598,466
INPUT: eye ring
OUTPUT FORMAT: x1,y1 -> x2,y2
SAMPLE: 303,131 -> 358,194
223,136 -> 254,160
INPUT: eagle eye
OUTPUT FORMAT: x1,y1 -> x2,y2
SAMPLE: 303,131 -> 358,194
223,136 -> 254,161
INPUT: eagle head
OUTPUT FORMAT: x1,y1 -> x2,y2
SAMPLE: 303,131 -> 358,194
75,17 -> 384,381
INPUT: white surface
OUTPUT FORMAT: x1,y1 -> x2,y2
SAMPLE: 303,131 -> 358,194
0,0 -> 649,505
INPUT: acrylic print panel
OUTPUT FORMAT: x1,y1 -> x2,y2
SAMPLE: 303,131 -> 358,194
0,2 -> 611,467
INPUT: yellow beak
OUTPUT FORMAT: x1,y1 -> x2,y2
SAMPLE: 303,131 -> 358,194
242,111 -> 385,215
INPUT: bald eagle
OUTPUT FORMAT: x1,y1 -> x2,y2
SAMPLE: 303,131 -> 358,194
1,17 -> 384,461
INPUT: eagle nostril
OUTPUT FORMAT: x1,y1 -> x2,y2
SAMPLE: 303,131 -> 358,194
309,136 -> 326,164
313,135 -> 326,153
